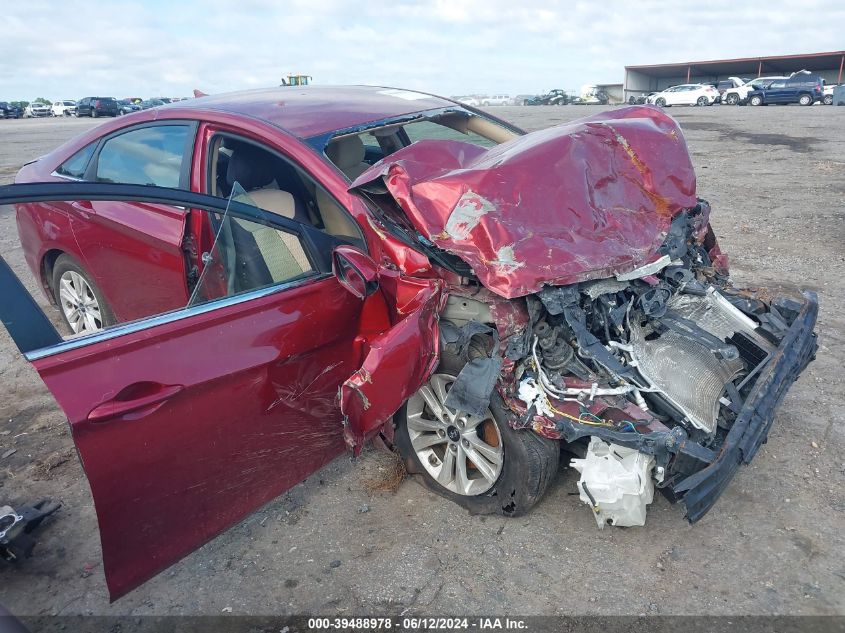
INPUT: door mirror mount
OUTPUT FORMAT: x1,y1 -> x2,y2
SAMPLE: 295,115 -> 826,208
332,246 -> 379,300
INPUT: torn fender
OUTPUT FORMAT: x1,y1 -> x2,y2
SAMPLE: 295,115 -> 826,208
341,275 -> 444,453
352,106 -> 697,299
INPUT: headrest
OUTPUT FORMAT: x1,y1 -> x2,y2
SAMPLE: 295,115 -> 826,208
326,135 -> 365,169
226,141 -> 276,191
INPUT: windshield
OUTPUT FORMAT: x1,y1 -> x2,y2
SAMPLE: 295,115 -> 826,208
320,111 -> 518,179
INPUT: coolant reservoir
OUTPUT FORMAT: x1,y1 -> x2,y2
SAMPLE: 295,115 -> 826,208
570,437 -> 655,528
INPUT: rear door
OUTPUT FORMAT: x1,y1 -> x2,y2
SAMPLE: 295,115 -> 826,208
70,122 -> 198,322
0,182 -> 373,600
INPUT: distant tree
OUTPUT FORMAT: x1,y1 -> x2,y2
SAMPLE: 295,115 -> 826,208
33,97 -> 52,105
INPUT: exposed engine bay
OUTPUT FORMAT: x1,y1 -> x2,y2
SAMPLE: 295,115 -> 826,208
438,202 -> 817,526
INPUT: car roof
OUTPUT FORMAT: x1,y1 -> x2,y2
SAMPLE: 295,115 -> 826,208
163,85 -> 457,138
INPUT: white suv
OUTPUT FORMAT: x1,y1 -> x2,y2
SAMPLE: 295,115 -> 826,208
722,77 -> 787,105
24,102 -> 51,117
481,95 -> 510,106
51,100 -> 77,116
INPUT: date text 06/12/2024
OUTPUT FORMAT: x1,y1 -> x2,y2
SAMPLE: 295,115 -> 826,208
306,617 -> 528,630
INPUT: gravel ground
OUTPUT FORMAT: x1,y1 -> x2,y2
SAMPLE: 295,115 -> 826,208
0,105 -> 843,617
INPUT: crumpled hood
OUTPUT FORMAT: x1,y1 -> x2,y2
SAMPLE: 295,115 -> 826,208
351,106 -> 698,299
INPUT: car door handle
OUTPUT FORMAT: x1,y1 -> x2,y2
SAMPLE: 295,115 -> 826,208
87,384 -> 184,423
70,200 -> 94,218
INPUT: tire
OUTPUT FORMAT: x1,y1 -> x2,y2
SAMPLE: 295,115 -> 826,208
696,96 -> 708,106
725,93 -> 739,105
798,94 -> 813,106
91,109 -> 99,118
395,351 -> 559,516
750,95 -> 763,106
51,254 -> 115,336
655,98 -> 666,107
823,95 -> 833,105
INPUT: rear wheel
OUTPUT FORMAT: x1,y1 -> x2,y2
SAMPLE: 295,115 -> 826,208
798,94 -> 813,106
51,254 -> 115,336
725,93 -> 739,105
750,95 -> 763,106
396,353 -> 559,516
91,109 -> 98,118
823,94 -> 833,105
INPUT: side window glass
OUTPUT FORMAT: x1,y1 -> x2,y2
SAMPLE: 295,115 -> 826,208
207,135 -> 364,243
189,184 -> 314,307
56,143 -> 96,179
96,125 -> 190,187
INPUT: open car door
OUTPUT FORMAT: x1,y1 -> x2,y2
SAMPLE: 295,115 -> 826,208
0,182 -> 433,600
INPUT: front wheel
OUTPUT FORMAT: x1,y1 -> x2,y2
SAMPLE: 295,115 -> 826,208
91,109 -> 99,118
725,93 -> 739,105
750,95 -> 763,106
823,95 -> 833,105
696,96 -> 708,106
655,97 -> 666,107
396,358 -> 559,516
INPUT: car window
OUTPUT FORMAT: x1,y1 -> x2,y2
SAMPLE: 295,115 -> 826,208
206,133 -> 364,244
96,125 -> 191,187
403,120 -> 497,148
2,183 -> 345,351
189,185 -> 315,307
56,143 -> 97,179
769,81 -> 786,88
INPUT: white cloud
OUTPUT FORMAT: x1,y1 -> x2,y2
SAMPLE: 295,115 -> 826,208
1,0 -> 843,100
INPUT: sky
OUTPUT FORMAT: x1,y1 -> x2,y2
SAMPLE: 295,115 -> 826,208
2,0 -> 844,100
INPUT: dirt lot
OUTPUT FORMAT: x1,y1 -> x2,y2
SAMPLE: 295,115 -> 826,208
0,106 -> 844,617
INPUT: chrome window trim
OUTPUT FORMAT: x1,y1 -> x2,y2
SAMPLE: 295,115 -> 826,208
24,272 -> 331,362
50,171 -> 82,182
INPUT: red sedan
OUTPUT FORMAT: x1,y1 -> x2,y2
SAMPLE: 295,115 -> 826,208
1,86 -> 817,601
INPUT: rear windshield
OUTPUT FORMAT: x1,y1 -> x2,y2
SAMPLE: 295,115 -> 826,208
98,98 -> 117,104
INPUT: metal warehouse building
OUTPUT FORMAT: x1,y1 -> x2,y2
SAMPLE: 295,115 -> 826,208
624,51 -> 845,100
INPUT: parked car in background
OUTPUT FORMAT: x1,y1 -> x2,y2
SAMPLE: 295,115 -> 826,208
138,98 -> 167,110
525,89 -> 569,105
76,97 -> 119,118
716,77 -> 749,102
721,76 -> 787,105
117,99 -> 141,115
3,87 -> 817,602
51,100 -> 77,116
24,102 -> 51,117
481,95 -> 510,106
746,72 -> 824,106
647,84 -> 718,107
457,96 -> 480,107
628,92 -> 657,105
822,84 -> 837,105
512,94 -> 535,105
0,102 -> 23,119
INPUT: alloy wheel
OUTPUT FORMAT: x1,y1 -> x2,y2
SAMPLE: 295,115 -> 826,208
406,373 -> 504,496
58,271 -> 103,334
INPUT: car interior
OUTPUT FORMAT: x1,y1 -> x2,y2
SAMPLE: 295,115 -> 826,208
202,135 -> 364,300
322,112 -> 517,176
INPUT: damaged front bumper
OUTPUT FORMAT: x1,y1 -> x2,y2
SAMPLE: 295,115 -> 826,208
675,290 -> 818,521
